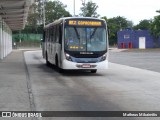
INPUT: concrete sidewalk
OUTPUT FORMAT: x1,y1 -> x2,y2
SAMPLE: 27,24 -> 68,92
0,50 -> 31,111
109,47 -> 127,52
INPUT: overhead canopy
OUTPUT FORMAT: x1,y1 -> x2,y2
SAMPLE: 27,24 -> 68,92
0,0 -> 33,31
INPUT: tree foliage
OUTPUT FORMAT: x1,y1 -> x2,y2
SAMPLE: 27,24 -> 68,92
150,15 -> 160,47
45,0 -> 72,24
27,3 -> 40,26
102,16 -> 132,45
133,19 -> 151,30
127,21 -> 134,28
156,10 -> 160,13
79,0 -> 100,17
151,16 -> 160,37
14,0 -> 72,34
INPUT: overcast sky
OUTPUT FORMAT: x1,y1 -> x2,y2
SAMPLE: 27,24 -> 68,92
59,0 -> 160,25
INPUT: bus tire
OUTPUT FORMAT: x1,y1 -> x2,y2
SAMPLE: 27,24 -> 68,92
56,56 -> 64,73
46,52 -> 50,66
91,70 -> 97,73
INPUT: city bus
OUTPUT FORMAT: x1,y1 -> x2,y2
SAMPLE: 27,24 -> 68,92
42,17 -> 109,73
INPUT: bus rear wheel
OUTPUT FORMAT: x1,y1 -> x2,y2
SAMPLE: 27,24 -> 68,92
46,52 -> 50,66
91,70 -> 97,73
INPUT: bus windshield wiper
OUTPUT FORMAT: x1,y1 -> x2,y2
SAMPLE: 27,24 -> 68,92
90,28 -> 97,39
74,27 -> 80,40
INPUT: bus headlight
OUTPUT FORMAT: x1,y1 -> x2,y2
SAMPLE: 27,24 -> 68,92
65,53 -> 72,61
100,54 -> 107,61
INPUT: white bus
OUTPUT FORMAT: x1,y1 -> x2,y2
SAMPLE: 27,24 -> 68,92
42,17 -> 109,73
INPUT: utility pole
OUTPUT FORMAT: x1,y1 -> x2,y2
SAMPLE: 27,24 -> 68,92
42,0 -> 45,27
73,0 -> 75,16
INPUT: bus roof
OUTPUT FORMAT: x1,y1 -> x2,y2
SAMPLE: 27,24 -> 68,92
63,17 -> 105,21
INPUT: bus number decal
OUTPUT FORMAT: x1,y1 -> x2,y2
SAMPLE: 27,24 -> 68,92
69,20 -> 77,25
69,20 -> 102,26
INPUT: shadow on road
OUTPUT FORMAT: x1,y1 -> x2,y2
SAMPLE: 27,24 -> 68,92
38,63 -> 105,77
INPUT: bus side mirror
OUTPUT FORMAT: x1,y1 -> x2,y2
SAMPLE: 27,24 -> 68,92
108,29 -> 110,35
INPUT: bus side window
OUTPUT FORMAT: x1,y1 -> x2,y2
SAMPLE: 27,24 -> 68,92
59,24 -> 62,44
56,25 -> 59,43
50,27 -> 52,42
54,26 -> 56,43
48,28 -> 50,42
50,27 -> 53,42
52,26 -> 55,43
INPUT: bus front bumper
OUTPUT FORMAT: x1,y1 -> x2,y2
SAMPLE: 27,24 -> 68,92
62,59 -> 108,70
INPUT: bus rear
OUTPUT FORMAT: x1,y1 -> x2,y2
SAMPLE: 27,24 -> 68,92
61,18 -> 109,73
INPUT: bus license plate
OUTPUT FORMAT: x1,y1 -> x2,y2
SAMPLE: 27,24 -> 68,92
82,64 -> 91,68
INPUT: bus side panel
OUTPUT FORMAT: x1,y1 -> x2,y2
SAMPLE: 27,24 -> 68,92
56,43 -> 62,68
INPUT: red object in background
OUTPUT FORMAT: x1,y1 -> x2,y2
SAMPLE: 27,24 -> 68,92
128,42 -> 133,48
121,42 -> 125,48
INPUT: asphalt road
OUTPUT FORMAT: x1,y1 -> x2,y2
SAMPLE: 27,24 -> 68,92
24,50 -> 160,120
110,49 -> 160,73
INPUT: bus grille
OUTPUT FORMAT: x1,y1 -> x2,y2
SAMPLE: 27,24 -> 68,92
73,54 -> 99,58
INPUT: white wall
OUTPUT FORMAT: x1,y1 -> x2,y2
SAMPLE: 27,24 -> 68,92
0,16 -> 3,59
0,16 -> 12,60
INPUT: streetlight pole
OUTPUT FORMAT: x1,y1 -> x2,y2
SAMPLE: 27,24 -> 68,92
73,0 -> 75,16
42,0 -> 45,27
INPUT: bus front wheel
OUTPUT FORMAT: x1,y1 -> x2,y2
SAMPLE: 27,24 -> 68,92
56,56 -> 64,73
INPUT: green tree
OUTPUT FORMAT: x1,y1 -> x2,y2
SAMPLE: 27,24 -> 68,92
79,0 -> 100,17
150,15 -> 160,47
14,0 -> 72,34
103,16 -> 131,45
45,0 -> 72,24
101,16 -> 107,22
127,20 -> 134,28
28,0 -> 72,25
133,19 -> 151,30
27,3 -> 40,26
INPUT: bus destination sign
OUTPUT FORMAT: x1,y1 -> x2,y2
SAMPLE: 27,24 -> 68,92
68,20 -> 102,26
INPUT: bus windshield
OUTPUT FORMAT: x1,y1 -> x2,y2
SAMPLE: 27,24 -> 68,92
64,26 -> 107,52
